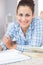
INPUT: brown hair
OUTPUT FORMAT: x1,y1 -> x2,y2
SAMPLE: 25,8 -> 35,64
16,0 -> 35,14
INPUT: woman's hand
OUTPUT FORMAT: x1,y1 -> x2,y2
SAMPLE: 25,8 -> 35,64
2,35 -> 17,49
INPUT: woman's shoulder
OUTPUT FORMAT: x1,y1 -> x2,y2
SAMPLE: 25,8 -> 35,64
33,16 -> 43,23
8,20 -> 19,28
32,16 -> 43,30
5,21 -> 20,35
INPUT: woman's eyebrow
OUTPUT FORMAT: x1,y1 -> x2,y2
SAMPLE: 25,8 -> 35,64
25,14 -> 30,16
19,13 -> 23,16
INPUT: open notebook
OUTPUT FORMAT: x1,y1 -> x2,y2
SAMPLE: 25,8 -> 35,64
0,49 -> 30,65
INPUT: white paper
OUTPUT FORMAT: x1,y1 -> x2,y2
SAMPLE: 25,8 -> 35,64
0,49 -> 30,65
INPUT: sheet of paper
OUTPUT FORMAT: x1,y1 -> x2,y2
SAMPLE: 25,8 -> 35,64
0,49 -> 30,64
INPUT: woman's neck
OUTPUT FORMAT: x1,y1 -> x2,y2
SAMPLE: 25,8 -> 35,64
21,27 -> 29,36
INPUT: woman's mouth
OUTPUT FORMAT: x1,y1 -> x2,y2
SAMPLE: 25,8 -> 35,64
20,21 -> 28,25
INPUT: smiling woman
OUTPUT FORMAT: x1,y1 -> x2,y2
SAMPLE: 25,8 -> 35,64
0,0 -> 43,51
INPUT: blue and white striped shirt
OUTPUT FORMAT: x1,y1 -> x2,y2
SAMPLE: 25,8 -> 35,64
0,17 -> 43,51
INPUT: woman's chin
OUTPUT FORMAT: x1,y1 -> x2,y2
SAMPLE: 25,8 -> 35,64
21,25 -> 29,28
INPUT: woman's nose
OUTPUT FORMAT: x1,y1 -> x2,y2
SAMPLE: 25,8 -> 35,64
22,16 -> 26,21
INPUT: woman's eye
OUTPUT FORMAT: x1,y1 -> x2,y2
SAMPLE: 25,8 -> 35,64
19,14 -> 23,16
25,14 -> 30,17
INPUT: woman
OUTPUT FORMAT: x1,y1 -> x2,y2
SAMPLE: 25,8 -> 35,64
0,0 -> 43,51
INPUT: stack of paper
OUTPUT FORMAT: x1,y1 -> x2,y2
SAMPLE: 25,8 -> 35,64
20,45 -> 43,53
28,47 -> 43,53
0,49 -> 30,65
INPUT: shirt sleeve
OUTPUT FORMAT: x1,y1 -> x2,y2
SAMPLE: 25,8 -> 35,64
5,22 -> 15,41
0,41 -> 7,50
42,19 -> 43,46
0,23 -> 15,50
39,18 -> 43,46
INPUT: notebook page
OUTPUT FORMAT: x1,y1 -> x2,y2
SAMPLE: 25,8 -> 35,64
0,49 -> 30,64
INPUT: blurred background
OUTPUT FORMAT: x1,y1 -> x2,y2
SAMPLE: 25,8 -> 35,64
0,0 -> 43,39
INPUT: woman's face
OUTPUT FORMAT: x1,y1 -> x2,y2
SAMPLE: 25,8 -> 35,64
16,6 -> 34,29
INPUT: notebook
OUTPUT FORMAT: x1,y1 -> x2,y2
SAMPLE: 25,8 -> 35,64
0,49 -> 30,64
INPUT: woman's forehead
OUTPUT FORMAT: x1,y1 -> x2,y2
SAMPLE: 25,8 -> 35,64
17,6 -> 32,13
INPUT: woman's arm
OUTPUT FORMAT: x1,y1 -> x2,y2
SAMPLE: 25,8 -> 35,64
2,35 -> 17,50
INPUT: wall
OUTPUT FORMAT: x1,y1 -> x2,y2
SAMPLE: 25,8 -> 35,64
0,0 -> 5,39
38,0 -> 43,16
5,0 -> 17,18
34,0 -> 38,16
